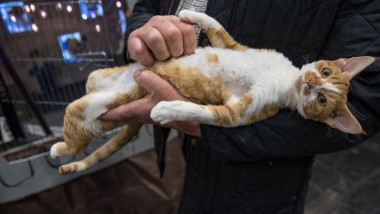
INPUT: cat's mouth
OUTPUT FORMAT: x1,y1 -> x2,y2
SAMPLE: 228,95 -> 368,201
295,76 -> 306,94
298,77 -> 315,103
298,77 -> 309,91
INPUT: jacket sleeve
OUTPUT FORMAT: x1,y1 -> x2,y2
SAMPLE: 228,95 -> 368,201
202,71 -> 380,161
201,92 -> 380,161
201,0 -> 380,162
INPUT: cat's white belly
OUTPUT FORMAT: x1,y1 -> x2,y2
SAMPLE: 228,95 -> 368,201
178,47 -> 300,110
82,65 -> 143,134
87,63 -> 143,93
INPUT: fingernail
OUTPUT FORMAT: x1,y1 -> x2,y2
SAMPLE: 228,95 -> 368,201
134,69 -> 147,81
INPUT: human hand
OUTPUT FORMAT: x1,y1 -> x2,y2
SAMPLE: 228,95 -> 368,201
128,15 -> 197,66
100,70 -> 201,137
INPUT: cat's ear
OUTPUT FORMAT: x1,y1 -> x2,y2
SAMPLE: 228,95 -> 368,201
324,106 -> 363,134
334,56 -> 376,79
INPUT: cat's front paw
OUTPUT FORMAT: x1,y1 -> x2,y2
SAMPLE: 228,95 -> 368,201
178,10 -> 221,31
150,101 -> 183,125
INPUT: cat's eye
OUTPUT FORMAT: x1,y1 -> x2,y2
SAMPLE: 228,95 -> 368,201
317,94 -> 327,106
321,68 -> 331,78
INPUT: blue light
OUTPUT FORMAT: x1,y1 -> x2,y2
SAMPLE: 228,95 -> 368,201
90,11 -> 96,18
118,9 -> 126,34
58,32 -> 82,64
79,1 -> 103,20
0,1 -> 32,34
96,4 -> 103,16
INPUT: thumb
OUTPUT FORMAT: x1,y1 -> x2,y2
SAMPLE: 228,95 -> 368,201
134,70 -> 173,94
100,97 -> 153,123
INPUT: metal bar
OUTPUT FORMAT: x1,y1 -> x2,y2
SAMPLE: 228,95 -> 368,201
24,1 -> 102,6
11,57 -> 114,62
11,100 -> 71,106
0,45 -> 52,136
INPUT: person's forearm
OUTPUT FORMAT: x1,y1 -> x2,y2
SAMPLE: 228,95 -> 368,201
201,109 -> 369,162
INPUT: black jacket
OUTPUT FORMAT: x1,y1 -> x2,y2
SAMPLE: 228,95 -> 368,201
126,0 -> 380,213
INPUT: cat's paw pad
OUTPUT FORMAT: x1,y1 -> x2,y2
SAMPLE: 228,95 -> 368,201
151,101 -> 183,125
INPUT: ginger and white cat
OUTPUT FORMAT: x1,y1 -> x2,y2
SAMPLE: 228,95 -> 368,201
50,10 -> 376,174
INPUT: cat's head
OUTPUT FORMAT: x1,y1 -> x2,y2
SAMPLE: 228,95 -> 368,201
297,56 -> 376,134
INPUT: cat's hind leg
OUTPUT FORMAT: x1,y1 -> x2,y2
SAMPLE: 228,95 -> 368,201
178,10 -> 248,51
50,95 -> 98,159
50,92 -> 119,159
50,142 -> 87,159
58,124 -> 142,174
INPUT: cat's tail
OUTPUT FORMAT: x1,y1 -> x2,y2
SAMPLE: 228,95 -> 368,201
58,124 -> 142,175
178,10 -> 248,51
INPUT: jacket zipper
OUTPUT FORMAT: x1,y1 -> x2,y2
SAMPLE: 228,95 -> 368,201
168,0 -> 176,15
158,127 -> 165,163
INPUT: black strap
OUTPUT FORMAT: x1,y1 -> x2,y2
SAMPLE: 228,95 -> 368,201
153,126 -> 171,178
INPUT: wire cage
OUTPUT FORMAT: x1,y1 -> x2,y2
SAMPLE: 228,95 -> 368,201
0,0 -> 129,157
0,0 -> 156,203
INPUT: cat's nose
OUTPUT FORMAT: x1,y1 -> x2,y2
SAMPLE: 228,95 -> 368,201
306,78 -> 315,89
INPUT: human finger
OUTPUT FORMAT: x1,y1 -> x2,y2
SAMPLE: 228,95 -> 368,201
100,97 -> 154,124
127,35 -> 154,66
149,16 -> 197,56
177,20 -> 197,55
139,26 -> 170,61
101,70 -> 180,122
149,16 -> 184,57
134,70 -> 184,100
